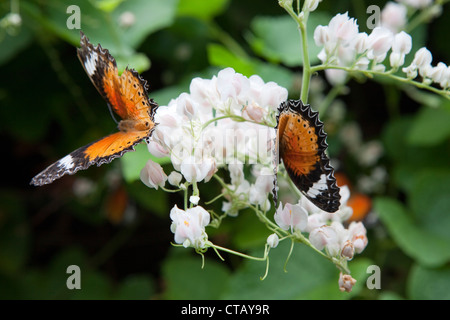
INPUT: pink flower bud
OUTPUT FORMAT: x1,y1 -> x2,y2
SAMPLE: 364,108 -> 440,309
242,102 -> 266,123
339,273 -> 357,292
140,159 -> 167,190
348,221 -> 368,253
341,240 -> 355,260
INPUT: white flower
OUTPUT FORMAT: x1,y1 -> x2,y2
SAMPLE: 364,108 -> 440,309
413,47 -> 433,67
140,159 -> 167,190
309,225 -> 339,253
381,2 -> 407,32
391,31 -> 412,55
180,155 -> 216,183
402,64 -> 418,79
328,12 -> 359,44
348,221 -> 368,253
367,27 -> 394,59
314,25 -> 329,47
267,233 -> 279,248
170,205 -> 210,248
430,62 -> 448,86
325,69 -> 348,85
274,202 -> 308,233
352,32 -> 369,54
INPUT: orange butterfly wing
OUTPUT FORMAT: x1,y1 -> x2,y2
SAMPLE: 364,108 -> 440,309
274,100 -> 340,213
76,31 -> 157,122
31,32 -> 158,186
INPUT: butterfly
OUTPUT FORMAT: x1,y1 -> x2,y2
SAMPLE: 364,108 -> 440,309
273,99 -> 340,213
30,31 -> 158,186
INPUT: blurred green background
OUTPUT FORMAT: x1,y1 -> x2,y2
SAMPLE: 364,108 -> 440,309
1,0 -> 450,299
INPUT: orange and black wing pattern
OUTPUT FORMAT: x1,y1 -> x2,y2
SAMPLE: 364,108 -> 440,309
274,99 -> 340,213
30,32 -> 158,186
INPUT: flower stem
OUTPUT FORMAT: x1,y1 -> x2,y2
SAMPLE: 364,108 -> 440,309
311,64 -> 450,100
299,12 -> 311,103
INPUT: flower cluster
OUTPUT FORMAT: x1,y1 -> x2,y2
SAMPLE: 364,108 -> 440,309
141,68 -> 288,248
273,186 -> 368,261
313,9 -> 450,90
147,67 -> 287,180
314,12 -> 413,84
403,47 -> 450,88
170,205 -> 210,249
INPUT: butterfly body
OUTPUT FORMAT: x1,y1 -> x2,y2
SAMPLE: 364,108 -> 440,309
30,32 -> 158,186
274,99 -> 340,213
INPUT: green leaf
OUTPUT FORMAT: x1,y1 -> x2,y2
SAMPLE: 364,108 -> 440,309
0,26 -> 32,66
112,0 -> 178,49
222,241 -> 370,299
247,13 -> 332,67
408,264 -> 450,300
207,43 -> 256,77
177,0 -> 229,21
407,102 -> 450,146
94,0 -> 126,12
409,169 -> 450,241
162,250 -> 231,299
24,0 -> 177,73
374,197 -> 450,267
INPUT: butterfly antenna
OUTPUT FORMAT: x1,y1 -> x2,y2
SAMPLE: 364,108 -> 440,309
107,103 -> 120,125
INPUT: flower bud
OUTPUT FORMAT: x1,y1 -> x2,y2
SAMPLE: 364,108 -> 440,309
402,64 -> 418,79
140,159 -> 167,190
412,47 -> 432,69
168,171 -> 182,186
339,273 -> 357,292
267,233 -> 279,248
341,240 -> 355,260
430,62 -> 448,85
390,52 -> 405,68
352,32 -> 369,54
242,102 -> 266,123
314,25 -> 330,47
189,195 -> 200,205
392,31 -> 412,55
304,0 -> 321,12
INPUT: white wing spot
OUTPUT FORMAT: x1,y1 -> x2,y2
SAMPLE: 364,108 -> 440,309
306,174 -> 328,198
84,51 -> 98,76
58,155 -> 74,170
